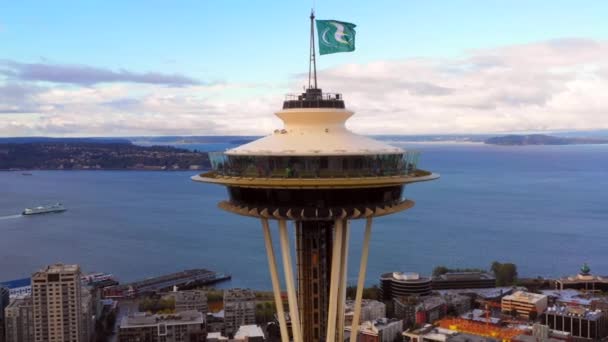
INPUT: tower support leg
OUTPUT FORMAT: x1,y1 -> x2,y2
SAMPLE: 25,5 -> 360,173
326,219 -> 345,342
337,220 -> 350,342
279,219 -> 303,342
261,219 -> 290,342
350,217 -> 373,342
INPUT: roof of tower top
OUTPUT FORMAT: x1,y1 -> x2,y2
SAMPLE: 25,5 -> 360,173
283,88 -> 345,109
226,88 -> 404,157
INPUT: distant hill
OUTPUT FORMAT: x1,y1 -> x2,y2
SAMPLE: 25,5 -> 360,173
0,141 -> 209,170
485,134 -> 608,146
0,137 -> 131,144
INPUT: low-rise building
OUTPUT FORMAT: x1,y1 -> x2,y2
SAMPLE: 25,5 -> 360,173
501,291 -> 547,319
403,324 -> 497,342
542,305 -> 608,340
380,272 -> 432,301
432,272 -> 496,290
4,296 -> 34,342
555,264 -> 608,293
207,332 -> 229,342
345,299 -> 386,325
394,295 -> 447,326
353,319 -> 403,342
234,324 -> 265,342
118,310 -> 206,342
224,288 -> 256,337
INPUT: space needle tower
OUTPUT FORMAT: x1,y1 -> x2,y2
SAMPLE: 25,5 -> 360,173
193,12 -> 438,342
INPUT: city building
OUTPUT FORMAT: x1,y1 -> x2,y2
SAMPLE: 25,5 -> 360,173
206,311 -> 225,334
31,263 -> 83,342
403,324 -> 499,342
379,272 -> 432,300
4,296 -> 34,342
350,319 -> 403,342
80,287 -> 95,342
234,325 -> 265,342
207,332 -> 229,342
192,15 -> 438,342
542,305 -> 608,340
345,299 -> 385,326
1,286 -> 9,342
431,272 -> 496,290
223,288 -> 256,337
443,294 -> 472,316
118,310 -> 205,342
0,279 -> 31,299
501,291 -> 548,319
555,264 -> 608,292
394,295 -> 447,326
170,289 -> 208,315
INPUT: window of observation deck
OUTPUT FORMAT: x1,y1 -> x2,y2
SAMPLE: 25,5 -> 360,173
208,152 -> 420,179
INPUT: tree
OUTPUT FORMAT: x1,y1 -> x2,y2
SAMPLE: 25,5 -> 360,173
433,266 -> 450,276
491,261 -> 518,286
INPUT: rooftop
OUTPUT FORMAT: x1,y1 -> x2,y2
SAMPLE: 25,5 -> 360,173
545,305 -> 604,320
434,272 -> 495,281
234,324 -> 265,339
381,272 -> 431,283
503,291 -> 547,304
120,310 -> 204,328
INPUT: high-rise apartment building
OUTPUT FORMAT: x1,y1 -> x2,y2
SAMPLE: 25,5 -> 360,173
4,296 -> 34,342
223,288 -> 256,337
31,264 -> 83,342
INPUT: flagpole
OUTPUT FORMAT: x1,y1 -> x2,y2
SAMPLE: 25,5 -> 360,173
308,9 -> 318,89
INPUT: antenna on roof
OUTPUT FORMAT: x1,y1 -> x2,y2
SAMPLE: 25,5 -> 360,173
308,9 -> 318,89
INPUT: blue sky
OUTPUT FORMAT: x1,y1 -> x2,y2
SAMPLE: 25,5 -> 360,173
1,1 -> 608,136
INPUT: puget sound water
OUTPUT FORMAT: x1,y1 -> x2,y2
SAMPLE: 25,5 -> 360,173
1,141 -> 607,289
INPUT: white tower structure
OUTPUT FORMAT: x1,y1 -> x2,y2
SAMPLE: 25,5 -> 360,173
192,12 -> 438,342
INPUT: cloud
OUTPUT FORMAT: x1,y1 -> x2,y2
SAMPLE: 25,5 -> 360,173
1,38 -> 608,136
0,61 -> 200,86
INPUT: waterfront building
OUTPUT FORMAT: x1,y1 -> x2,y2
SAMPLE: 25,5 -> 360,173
542,305 -> 608,340
118,310 -> 205,342
31,263 -> 83,342
192,13 -> 437,342
4,296 -> 34,342
379,272 -> 432,301
345,300 -> 385,325
223,288 -> 256,337
501,291 -> 548,319
555,264 -> 608,292
234,325 -> 265,342
170,289 -> 208,315
431,272 -> 496,290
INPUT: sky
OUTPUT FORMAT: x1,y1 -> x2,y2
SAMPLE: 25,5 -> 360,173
1,1 -> 608,136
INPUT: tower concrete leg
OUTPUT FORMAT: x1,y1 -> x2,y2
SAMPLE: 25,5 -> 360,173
279,219 -> 303,342
326,219 -> 345,342
337,220 -> 350,342
350,217 -> 373,342
261,219 -> 290,342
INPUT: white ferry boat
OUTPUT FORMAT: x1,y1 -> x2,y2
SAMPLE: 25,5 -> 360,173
22,203 -> 66,215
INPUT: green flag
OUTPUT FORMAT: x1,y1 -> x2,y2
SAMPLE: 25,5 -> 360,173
316,20 -> 356,55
